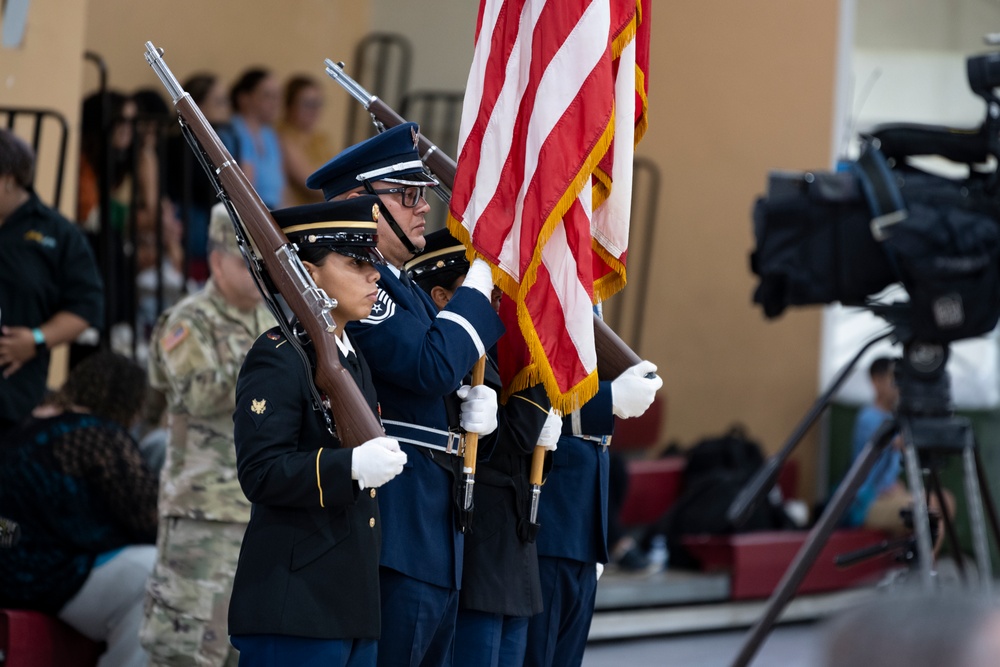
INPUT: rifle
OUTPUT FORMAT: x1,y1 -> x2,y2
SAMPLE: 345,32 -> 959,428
144,42 -> 384,447
324,59 -> 644,382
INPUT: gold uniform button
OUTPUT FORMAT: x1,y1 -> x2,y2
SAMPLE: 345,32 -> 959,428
370,488 -> 377,498
369,517 -> 375,528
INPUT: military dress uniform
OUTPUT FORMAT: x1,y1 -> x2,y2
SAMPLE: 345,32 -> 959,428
227,197 -> 392,667
407,229 -> 551,667
229,328 -> 382,646
523,385 -> 615,667
141,212 -> 274,667
308,123 -> 506,667
452,379 -> 550,667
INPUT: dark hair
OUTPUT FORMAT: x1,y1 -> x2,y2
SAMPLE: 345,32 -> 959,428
415,266 -> 466,297
297,245 -> 336,266
230,68 -> 271,112
183,73 -> 219,106
869,356 -> 895,378
132,87 -> 170,118
0,129 -> 36,189
53,352 -> 147,428
80,90 -> 134,188
284,74 -> 319,111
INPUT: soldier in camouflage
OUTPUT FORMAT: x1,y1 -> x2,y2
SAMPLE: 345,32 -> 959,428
140,204 -> 275,667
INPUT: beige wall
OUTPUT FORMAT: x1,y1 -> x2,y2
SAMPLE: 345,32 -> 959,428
637,2 -> 838,497
81,1 -> 371,152
1,0 -> 90,219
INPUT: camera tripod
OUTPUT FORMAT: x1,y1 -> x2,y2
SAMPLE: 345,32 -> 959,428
727,303 -> 1000,667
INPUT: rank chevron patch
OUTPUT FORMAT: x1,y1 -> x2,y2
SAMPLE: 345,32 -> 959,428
362,288 -> 396,324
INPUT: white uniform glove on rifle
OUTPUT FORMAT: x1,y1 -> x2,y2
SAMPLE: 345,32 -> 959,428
457,384 -> 499,435
611,360 -> 663,419
537,409 -> 562,451
351,437 -> 407,489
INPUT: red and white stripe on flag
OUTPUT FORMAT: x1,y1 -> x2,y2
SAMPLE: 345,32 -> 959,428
449,0 -> 649,412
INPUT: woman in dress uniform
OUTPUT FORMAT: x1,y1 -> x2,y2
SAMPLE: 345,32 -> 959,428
227,195 -> 407,667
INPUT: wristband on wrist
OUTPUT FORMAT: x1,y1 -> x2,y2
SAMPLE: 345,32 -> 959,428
31,328 -> 46,348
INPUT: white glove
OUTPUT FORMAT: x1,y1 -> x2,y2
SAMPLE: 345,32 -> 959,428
351,437 -> 407,489
457,384 -> 499,435
611,360 -> 663,419
537,409 -> 561,451
596,562 -> 605,581
462,258 -> 494,300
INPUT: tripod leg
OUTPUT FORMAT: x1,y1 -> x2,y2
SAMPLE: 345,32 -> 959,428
901,432 -> 936,591
927,466 -> 966,579
962,447 -> 993,596
730,420 -> 898,667
973,449 -> 1000,558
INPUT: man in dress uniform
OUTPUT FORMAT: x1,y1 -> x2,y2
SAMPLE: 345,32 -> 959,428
306,122 -> 504,667
141,204 -> 275,667
523,356 -> 661,667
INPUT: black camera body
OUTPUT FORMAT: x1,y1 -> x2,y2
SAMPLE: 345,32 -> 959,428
750,51 -> 1000,344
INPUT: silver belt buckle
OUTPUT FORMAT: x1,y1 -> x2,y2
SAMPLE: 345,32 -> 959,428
447,431 -> 463,456
600,435 -> 611,452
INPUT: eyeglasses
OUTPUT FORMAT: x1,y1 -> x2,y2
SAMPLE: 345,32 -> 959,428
368,185 -> 426,208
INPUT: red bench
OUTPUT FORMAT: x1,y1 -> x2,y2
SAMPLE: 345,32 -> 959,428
0,609 -> 103,667
617,457 -> 894,599
619,456 -> 800,528
682,529 -> 896,599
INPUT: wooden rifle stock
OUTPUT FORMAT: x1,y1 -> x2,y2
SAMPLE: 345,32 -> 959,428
146,43 -> 383,447
324,62 -> 642,381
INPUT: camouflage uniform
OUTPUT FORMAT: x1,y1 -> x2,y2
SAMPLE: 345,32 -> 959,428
141,214 -> 275,667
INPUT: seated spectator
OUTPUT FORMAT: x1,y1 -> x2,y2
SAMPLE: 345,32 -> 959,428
226,68 -> 285,209
0,351 -> 159,667
277,74 -> 334,205
844,357 -> 954,549
0,128 -> 103,435
822,592 -> 1000,667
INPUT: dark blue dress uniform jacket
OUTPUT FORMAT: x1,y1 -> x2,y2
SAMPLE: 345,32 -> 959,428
346,266 -> 505,590
535,381 -> 615,565
229,327 -> 382,639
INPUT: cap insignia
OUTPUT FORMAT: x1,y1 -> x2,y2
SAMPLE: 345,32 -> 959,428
251,398 -> 267,415
411,126 -> 419,149
372,203 -> 380,222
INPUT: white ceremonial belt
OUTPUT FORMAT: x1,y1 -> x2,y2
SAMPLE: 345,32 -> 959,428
382,419 -> 464,456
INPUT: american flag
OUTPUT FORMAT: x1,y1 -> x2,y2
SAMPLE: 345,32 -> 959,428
448,0 -> 650,412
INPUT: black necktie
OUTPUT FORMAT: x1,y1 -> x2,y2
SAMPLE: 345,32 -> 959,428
400,270 -> 435,318
400,269 -> 417,294
345,350 -> 361,375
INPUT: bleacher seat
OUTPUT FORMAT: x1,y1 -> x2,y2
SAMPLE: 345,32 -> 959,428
611,394 -> 666,454
682,528 -> 895,599
0,609 -> 103,667
619,457 -> 685,527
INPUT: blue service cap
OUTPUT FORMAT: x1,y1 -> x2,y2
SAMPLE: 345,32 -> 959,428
306,122 -> 438,200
